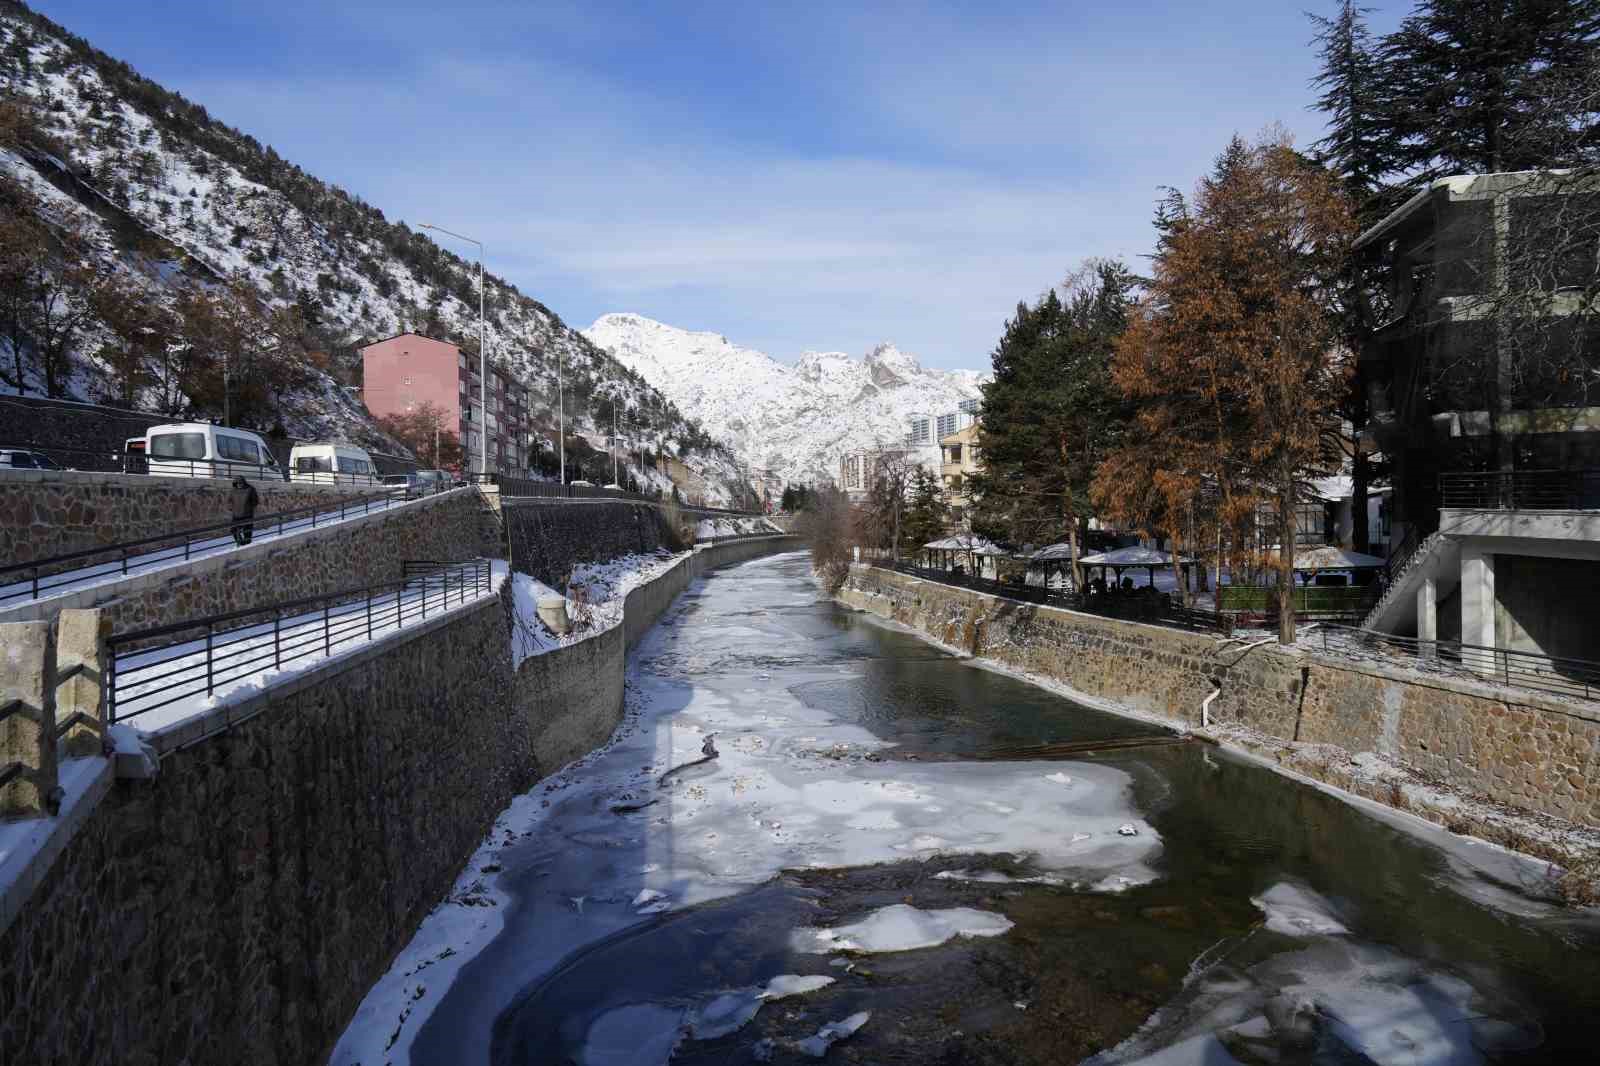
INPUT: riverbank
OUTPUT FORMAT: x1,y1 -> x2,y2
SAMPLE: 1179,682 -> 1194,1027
837,563 -> 1600,903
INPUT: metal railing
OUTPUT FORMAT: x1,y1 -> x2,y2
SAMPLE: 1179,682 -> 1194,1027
867,560 -> 1233,635
470,472 -> 763,516
695,532 -> 786,546
124,453 -> 286,481
1318,624 -> 1600,702
0,489 -> 411,607
105,559 -> 493,724
1439,469 -> 1600,510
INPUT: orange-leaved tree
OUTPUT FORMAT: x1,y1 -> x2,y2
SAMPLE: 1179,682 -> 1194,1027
1094,131 -> 1356,643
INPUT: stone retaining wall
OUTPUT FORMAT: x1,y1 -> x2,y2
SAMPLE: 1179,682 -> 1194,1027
500,499 -> 681,587
840,564 -> 1600,827
0,466 -> 386,573
0,594 -> 522,1065
0,488 -> 494,636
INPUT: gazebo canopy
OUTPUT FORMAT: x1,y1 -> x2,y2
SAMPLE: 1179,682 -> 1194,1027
1290,545 -> 1387,571
1078,546 -> 1191,567
924,534 -> 1001,553
1030,542 -> 1077,562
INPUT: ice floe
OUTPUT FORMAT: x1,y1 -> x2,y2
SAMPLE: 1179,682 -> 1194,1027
792,903 -> 1014,954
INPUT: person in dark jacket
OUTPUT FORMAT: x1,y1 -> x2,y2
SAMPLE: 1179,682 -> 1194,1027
229,476 -> 259,546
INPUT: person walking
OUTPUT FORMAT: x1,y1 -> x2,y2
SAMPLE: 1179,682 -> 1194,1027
229,475 -> 259,547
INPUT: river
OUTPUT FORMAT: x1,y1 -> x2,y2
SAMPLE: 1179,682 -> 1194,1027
351,552 -> 1600,1065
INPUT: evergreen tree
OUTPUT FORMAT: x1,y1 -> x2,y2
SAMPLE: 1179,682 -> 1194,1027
1381,0 -> 1600,180
1308,1 -> 1403,224
970,259 -> 1136,587
902,468 -> 948,549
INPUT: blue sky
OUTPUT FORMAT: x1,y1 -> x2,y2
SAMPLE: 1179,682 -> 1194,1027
38,0 -> 1408,370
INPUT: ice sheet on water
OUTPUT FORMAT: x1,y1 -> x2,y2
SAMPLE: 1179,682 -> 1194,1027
795,1011 -> 871,1057
792,903 -> 1014,954
684,973 -> 836,1042
1092,936 -> 1539,1065
1251,881 -> 1348,937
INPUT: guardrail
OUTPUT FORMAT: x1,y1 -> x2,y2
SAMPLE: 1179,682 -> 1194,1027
0,489 -> 411,607
1440,469 -> 1600,510
469,472 -> 763,516
694,532 -> 785,546
105,558 -> 493,724
1318,623 -> 1600,701
867,560 -> 1233,635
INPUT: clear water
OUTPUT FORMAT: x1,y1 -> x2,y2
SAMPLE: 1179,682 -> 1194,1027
411,554 -> 1600,1065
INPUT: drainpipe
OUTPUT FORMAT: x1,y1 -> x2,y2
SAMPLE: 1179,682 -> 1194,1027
1201,684 -> 1222,729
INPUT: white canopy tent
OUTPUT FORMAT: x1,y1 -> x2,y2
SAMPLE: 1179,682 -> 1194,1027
1078,546 -> 1197,592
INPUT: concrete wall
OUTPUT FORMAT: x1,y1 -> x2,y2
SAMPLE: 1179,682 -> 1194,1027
839,564 -> 1600,827
0,467 -> 387,573
1494,554 -> 1600,661
0,488 -> 494,637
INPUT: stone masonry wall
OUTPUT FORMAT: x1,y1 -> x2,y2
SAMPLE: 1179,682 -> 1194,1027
840,564 -> 1600,827
0,596 -> 525,1066
0,488 -> 495,637
502,500 -> 679,587
0,467 -> 386,573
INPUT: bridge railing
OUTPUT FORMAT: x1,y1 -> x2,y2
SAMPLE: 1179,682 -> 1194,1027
0,488 -> 412,608
105,558 -> 493,725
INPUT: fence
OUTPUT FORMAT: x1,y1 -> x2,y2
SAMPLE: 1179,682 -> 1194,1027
1439,469 -> 1600,511
471,472 -> 762,516
867,560 -> 1233,635
1318,623 -> 1600,702
0,488 -> 411,607
105,558 -> 493,724
1217,584 -> 1379,622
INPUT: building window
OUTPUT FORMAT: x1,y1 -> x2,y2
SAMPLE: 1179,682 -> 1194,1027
937,413 -> 957,439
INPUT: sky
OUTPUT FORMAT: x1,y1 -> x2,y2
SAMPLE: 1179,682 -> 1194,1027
38,0 -> 1409,371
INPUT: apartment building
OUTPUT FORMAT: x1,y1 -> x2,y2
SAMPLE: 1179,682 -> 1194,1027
360,332 -> 532,474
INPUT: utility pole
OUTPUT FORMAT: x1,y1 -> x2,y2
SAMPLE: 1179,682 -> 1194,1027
416,222 -> 487,477
612,399 -> 619,486
558,347 -> 565,485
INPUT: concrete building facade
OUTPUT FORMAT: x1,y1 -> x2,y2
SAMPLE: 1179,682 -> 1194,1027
360,332 -> 532,474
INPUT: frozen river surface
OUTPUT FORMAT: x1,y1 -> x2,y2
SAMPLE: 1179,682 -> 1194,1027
334,553 -> 1600,1066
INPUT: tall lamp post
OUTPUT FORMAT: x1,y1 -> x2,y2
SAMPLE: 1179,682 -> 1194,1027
416,222 -> 487,477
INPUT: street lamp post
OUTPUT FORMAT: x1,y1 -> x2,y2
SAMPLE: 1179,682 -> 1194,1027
416,222 -> 487,477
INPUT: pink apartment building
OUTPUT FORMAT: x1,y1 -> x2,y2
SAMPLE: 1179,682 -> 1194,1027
360,332 -> 531,473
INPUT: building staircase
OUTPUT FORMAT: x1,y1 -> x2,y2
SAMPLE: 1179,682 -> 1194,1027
1359,531 -> 1457,635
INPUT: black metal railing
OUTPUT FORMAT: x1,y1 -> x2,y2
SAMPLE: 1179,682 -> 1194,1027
469,472 -> 764,516
105,558 -> 493,724
868,559 -> 1233,635
695,532 -> 786,546
123,453 -> 286,481
1439,469 -> 1600,511
0,488 -> 412,607
1319,624 -> 1600,702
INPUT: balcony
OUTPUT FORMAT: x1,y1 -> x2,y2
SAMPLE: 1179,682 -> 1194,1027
1439,470 -> 1600,511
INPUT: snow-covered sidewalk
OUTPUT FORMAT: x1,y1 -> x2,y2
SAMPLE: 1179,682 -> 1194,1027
498,550 -> 688,665
0,490 -> 413,610
109,560 -> 498,736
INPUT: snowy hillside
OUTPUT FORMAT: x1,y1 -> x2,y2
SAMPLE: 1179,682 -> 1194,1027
0,2 -> 746,502
584,313 -> 987,485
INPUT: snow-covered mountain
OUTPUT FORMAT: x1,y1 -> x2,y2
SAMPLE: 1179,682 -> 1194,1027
584,313 -> 987,485
0,3 -> 747,502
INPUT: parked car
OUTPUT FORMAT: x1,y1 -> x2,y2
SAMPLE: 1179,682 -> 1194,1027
382,472 -> 437,498
0,446 -> 62,470
289,442 -> 377,486
569,479 -> 595,488
142,423 -> 280,480
418,469 -> 452,493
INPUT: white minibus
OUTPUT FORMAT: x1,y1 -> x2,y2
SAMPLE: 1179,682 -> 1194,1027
289,442 -> 378,486
143,423 -> 280,480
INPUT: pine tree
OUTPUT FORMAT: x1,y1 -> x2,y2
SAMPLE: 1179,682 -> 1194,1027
1095,132 -> 1356,641
971,259 -> 1136,587
1382,0 -> 1600,180
1308,1 -> 1402,224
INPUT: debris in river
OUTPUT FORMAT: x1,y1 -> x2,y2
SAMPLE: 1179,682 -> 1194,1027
658,734 -> 721,785
1118,824 -> 1140,837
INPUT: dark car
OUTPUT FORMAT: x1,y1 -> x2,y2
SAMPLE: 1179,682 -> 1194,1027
0,447 -> 62,470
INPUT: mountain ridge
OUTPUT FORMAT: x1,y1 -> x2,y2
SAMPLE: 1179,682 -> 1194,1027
583,312 -> 987,486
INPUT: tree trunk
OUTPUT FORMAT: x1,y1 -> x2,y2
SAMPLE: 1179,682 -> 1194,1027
1067,520 -> 1081,593
1278,477 -> 1297,644
1169,529 -> 1188,607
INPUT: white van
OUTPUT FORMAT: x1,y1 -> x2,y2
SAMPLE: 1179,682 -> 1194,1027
143,423 -> 280,480
289,442 -> 377,486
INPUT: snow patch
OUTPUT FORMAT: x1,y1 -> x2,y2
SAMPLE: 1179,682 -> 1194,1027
792,903 -> 1014,954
